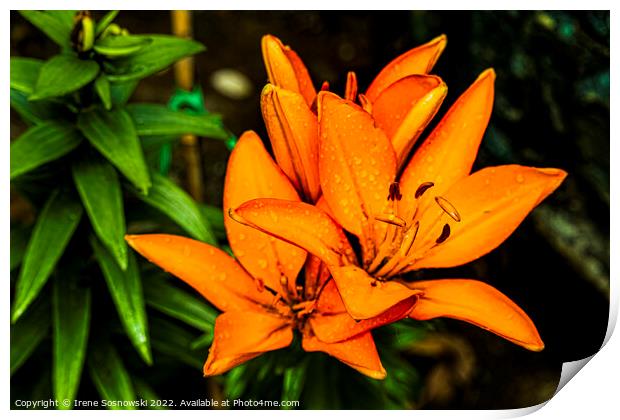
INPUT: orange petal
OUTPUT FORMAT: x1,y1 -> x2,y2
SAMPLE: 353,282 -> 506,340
330,265 -> 421,320
311,280 -> 417,342
409,165 -> 567,270
302,331 -> 386,379
224,131 -> 307,295
399,69 -> 495,218
365,34 -> 447,101
304,254 -> 331,301
372,75 -> 447,167
233,198 -> 355,268
204,310 -> 293,376
261,34 -> 316,107
125,234 -> 271,312
407,279 -> 544,351
318,91 -> 397,237
261,84 -> 321,202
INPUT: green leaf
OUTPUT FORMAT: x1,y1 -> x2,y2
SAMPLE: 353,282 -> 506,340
134,172 -> 215,244
88,343 -> 137,409
133,378 -> 167,410
30,54 -> 100,101
94,74 -> 112,110
10,225 -> 31,271
10,57 -> 43,94
72,156 -> 127,269
110,80 -> 138,106
282,359 -> 309,408
201,204 -> 226,240
10,88 -> 65,125
95,10 -> 119,36
78,107 -> 151,193
150,317 -> 204,369
144,276 -> 217,331
11,122 -> 82,179
12,190 -> 83,323
53,274 -> 92,409
91,238 -> 151,364
105,35 -> 205,82
19,11 -> 75,47
190,331 -> 213,350
10,298 -> 50,376
127,104 -> 228,139
94,35 -> 152,57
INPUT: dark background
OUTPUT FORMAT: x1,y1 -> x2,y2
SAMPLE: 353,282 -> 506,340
11,11 -> 610,409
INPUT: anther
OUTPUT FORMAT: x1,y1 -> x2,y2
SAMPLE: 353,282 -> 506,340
255,277 -> 265,292
435,223 -> 451,244
345,71 -> 358,102
415,182 -> 435,199
387,182 -> 403,201
435,196 -> 461,222
320,81 -> 330,91
358,93 -> 373,114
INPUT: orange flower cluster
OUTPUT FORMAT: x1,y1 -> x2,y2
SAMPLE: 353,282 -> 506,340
127,34 -> 566,379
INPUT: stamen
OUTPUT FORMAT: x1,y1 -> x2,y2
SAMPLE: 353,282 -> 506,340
375,214 -> 406,227
387,182 -> 403,201
435,196 -> 461,222
402,221 -> 420,256
435,223 -> 451,244
320,80 -> 330,91
345,71 -> 358,102
255,277 -> 265,292
415,182 -> 435,199
358,93 -> 373,114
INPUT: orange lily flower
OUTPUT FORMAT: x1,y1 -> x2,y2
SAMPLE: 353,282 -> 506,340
232,69 -> 567,352
260,34 -> 449,202
126,131 -> 415,379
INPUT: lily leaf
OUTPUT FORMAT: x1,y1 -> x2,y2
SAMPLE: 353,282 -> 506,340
126,103 -> 228,139
52,273 -> 92,409
11,122 -> 83,180
94,35 -> 152,57
10,57 -> 43,94
149,317 -> 203,369
78,107 -> 151,193
30,54 -> 100,101
19,11 -> 75,47
10,89 -> 65,126
282,359 -> 309,408
94,74 -> 112,110
133,378 -> 167,410
144,275 -> 217,331
91,238 -> 152,364
134,172 -> 216,244
201,204 -> 226,240
95,10 -> 119,36
10,225 -> 31,271
105,35 -> 205,82
190,331 -> 214,350
72,156 -> 127,269
88,343 -> 137,409
10,298 -> 51,376
110,80 -> 138,106
11,190 -> 83,323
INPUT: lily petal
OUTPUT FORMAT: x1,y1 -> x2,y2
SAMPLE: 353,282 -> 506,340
409,165 -> 567,270
261,34 -> 316,106
318,91 -> 397,238
365,34 -> 447,101
302,332 -> 386,380
261,84 -> 321,202
224,131 -> 307,294
125,234 -> 271,312
399,69 -> 495,218
311,280 -> 417,342
330,265 -> 422,320
234,198 -> 355,268
407,279 -> 544,351
372,75 -> 447,166
204,310 -> 293,376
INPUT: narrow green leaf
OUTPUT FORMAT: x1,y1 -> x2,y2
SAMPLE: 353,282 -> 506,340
144,276 -> 217,331
10,225 -> 31,271
88,344 -> 137,409
190,331 -> 213,350
78,108 -> 151,193
10,57 -> 43,94
282,359 -> 309,408
94,35 -> 152,57
201,204 -> 226,240
110,80 -> 138,106
127,104 -> 228,139
150,317 -> 204,369
105,35 -> 205,82
95,10 -> 119,36
19,10 -> 75,47
72,156 -> 127,269
30,54 -> 100,101
94,74 -> 112,110
11,122 -> 82,179
92,238 -> 151,364
134,172 -> 215,244
10,88 -> 65,125
53,274 -> 92,409
133,378 -> 167,410
10,298 -> 51,376
12,190 -> 83,323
